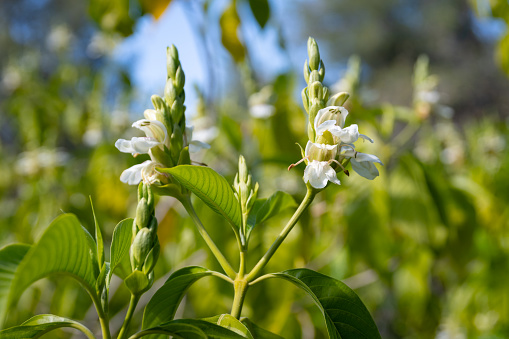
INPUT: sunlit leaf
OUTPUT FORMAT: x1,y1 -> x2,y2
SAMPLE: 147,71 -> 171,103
269,269 -> 381,339
161,165 -> 242,229
220,1 -> 245,63
110,218 -> 133,279
90,197 -> 104,268
140,0 -> 172,19
203,314 -> 253,338
142,266 -> 215,334
136,319 -> 246,338
241,319 -> 283,339
248,0 -> 270,28
8,214 -> 100,307
0,314 -> 95,339
0,244 -> 30,322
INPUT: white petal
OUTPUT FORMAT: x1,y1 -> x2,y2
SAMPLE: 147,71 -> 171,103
125,137 -> 161,154
359,134 -> 374,143
324,165 -> 341,185
313,143 -> 338,151
144,109 -> 158,121
115,139 -> 136,153
133,119 -> 168,143
120,162 -> 149,185
330,124 -> 359,144
193,126 -> 219,143
186,125 -> 194,140
189,140 -> 211,153
303,161 -> 340,189
336,106 -> 349,128
316,120 -> 337,136
351,159 -> 380,180
305,141 -> 313,157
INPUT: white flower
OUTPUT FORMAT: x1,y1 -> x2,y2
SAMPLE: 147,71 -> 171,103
185,125 -> 211,153
115,119 -> 168,155
330,124 -> 373,144
342,149 -> 383,180
314,106 -> 373,145
303,160 -> 341,189
120,160 -> 165,185
302,141 -> 341,189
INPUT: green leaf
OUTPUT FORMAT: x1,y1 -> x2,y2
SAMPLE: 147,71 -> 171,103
8,214 -> 100,308
240,319 -> 283,339
246,191 -> 296,238
220,1 -> 245,63
221,115 -> 243,152
161,165 -> 242,229
90,197 -> 104,268
0,314 -> 95,339
135,319 -> 246,338
0,244 -> 30,322
248,0 -> 270,28
142,267 -> 215,334
202,314 -> 253,338
110,218 -> 133,279
269,269 -> 381,339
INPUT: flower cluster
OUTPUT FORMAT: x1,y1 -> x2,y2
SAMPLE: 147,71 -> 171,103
114,45 -> 210,186
295,38 -> 382,189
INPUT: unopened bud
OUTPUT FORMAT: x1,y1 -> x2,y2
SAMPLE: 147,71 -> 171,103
327,92 -> 350,107
169,126 -> 183,162
166,46 -> 179,77
303,60 -> 310,84
318,60 -> 325,81
308,81 -> 323,101
307,37 -> 320,70
136,198 -> 150,229
238,155 -> 248,183
178,146 -> 191,165
322,87 -> 329,102
132,228 -> 153,270
143,239 -> 160,275
151,95 -> 166,111
171,97 -> 184,124
164,79 -> 177,105
174,66 -> 185,92
309,70 -> 320,84
301,88 -> 309,113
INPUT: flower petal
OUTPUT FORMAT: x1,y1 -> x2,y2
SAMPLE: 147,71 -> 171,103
350,159 -> 380,180
120,162 -> 149,185
189,140 -> 211,153
316,120 -> 337,136
303,160 -> 340,189
115,137 -> 161,154
133,119 -> 168,143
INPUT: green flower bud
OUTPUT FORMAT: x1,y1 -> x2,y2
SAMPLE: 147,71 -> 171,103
166,46 -> 179,78
175,66 -> 185,92
303,60 -> 310,84
178,146 -> 191,165
151,95 -> 166,111
143,239 -> 160,275
307,37 -> 320,71
318,60 -> 325,81
136,197 -> 150,229
322,86 -> 329,102
246,182 -> 259,212
233,173 -> 240,193
327,92 -> 350,107
169,44 -> 179,62
301,88 -> 309,113
238,155 -> 248,183
169,126 -> 183,162
309,70 -> 320,84
132,228 -> 153,270
308,81 -> 323,101
164,79 -> 177,105
171,97 -> 184,124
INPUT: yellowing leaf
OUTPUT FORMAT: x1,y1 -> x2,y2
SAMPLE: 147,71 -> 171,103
220,1 -> 245,63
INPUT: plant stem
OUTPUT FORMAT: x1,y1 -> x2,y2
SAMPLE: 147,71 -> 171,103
98,313 -> 111,339
230,278 -> 249,319
117,294 -> 141,339
180,196 -> 237,279
69,323 -> 97,339
245,187 -> 316,282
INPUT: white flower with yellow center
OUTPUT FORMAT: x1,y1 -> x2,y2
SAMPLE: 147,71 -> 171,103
120,160 -> 166,185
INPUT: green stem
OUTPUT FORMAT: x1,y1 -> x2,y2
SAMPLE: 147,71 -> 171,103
117,294 -> 141,339
69,323 -> 97,339
180,196 -> 237,279
230,278 -> 249,319
88,288 -> 110,339
245,187 -> 316,282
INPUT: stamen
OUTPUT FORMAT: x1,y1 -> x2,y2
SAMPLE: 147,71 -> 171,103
288,157 -> 308,171
329,159 -> 350,176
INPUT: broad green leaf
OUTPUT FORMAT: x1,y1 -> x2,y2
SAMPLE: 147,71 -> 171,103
220,1 -> 245,63
248,0 -> 270,28
241,319 -> 283,339
142,266 -> 215,332
0,314 -> 95,339
246,191 -> 296,238
202,314 -> 253,338
135,319 -> 246,339
269,269 -> 381,339
0,244 -> 30,322
8,214 -> 100,308
161,166 -> 242,229
110,218 -> 133,279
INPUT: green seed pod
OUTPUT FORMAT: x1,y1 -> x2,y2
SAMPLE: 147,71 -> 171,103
307,37 -> 320,71
132,228 -> 153,270
164,79 -> 177,105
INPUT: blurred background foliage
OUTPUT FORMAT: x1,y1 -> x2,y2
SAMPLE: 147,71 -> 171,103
1,0 -> 509,338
